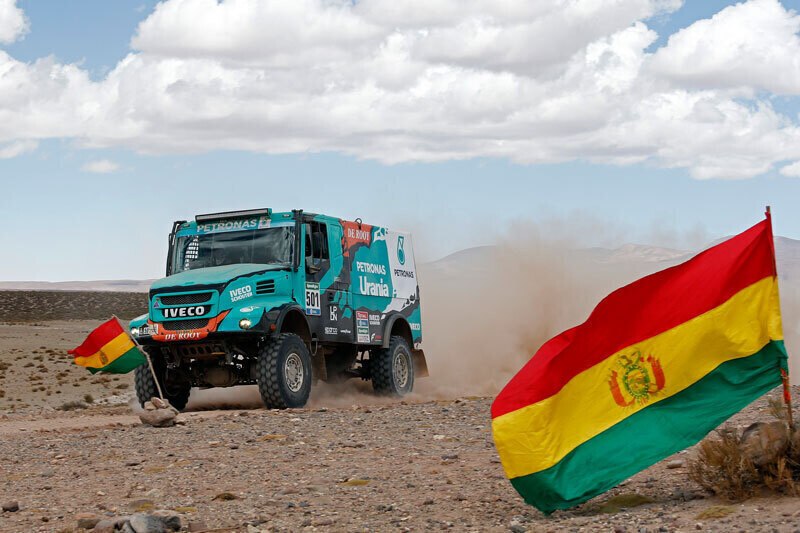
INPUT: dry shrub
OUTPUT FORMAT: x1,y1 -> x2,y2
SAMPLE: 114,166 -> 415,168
689,425 -> 800,501
768,396 -> 789,423
57,400 -> 87,411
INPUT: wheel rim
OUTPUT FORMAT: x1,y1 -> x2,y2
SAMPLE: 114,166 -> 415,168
284,352 -> 305,393
393,351 -> 409,389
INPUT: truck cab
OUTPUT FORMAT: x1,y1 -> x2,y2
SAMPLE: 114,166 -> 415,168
130,208 -> 427,410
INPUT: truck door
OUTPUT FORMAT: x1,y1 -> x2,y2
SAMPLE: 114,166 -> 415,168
304,221 -> 354,343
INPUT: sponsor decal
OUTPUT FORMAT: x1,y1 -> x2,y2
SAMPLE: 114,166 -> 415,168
341,220 -> 373,258
393,268 -> 416,279
397,235 -> 406,265
163,306 -> 209,319
196,216 -> 271,234
163,331 -> 204,341
369,314 -> 381,326
356,261 -> 387,275
305,282 -> 321,316
340,329 -> 352,335
410,322 -> 421,331
329,305 -> 338,322
356,311 -> 370,343
229,285 -> 253,303
153,300 -> 160,308
324,327 -> 338,335
239,305 -> 257,312
358,276 -> 390,297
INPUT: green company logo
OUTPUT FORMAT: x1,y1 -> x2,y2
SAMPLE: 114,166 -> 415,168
397,235 -> 406,265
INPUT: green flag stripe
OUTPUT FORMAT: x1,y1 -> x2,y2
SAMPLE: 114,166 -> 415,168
510,340 -> 787,514
88,346 -> 147,374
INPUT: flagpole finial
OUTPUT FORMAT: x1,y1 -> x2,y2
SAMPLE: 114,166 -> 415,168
766,205 -> 771,217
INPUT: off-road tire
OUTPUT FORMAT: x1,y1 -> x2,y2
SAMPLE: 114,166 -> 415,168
134,360 -> 191,412
256,333 -> 312,409
371,335 -> 414,396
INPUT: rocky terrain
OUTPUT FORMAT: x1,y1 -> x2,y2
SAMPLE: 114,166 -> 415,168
1,275 -> 800,532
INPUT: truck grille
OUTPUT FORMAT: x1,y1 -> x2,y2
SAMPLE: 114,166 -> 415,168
159,292 -> 213,305
256,280 -> 275,295
161,319 -> 209,331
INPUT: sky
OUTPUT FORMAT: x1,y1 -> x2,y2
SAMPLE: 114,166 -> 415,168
2,0 -> 800,281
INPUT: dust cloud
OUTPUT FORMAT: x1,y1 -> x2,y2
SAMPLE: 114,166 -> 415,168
415,225 -> 663,399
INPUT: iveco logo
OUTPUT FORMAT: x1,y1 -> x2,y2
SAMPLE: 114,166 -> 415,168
163,306 -> 208,318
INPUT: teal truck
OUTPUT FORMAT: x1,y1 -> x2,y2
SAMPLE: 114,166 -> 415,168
129,208 -> 427,410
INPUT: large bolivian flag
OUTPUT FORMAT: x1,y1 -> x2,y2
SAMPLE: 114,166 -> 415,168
69,317 -> 147,374
491,215 -> 788,514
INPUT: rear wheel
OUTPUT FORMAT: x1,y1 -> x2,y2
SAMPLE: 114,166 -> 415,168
134,353 -> 191,411
256,333 -> 312,409
371,336 -> 414,396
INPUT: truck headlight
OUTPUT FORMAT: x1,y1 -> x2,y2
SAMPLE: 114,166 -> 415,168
130,327 -> 140,337
239,318 -> 252,330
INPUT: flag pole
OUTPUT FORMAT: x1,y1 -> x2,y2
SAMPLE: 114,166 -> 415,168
766,206 -> 794,430
114,315 -> 164,400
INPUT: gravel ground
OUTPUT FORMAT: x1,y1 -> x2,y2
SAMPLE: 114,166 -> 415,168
1,310 -> 800,532
2,392 -> 800,533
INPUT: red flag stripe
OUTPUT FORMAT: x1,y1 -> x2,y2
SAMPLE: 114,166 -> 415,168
491,218 -> 775,419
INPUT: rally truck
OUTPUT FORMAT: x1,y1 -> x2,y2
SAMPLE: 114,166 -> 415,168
129,208 -> 427,411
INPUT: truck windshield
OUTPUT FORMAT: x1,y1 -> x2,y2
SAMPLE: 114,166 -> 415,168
172,227 -> 295,274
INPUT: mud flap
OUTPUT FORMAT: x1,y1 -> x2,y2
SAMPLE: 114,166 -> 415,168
412,349 -> 429,378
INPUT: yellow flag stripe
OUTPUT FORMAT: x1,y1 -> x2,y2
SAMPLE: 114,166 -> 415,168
493,276 -> 782,480
73,332 -> 135,369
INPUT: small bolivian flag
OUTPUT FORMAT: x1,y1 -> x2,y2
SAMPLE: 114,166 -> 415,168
69,317 -> 147,374
491,214 -> 788,514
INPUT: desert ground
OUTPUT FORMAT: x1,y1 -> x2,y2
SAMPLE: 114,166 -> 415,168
1,292 -> 800,532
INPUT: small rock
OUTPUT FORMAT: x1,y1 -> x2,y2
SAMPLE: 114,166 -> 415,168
509,525 -> 526,533
740,421 -> 789,466
151,510 -> 181,531
129,512 -> 180,533
2,501 -> 19,512
151,397 -> 170,409
75,512 -> 102,529
666,460 -> 684,469
139,408 -> 178,428
143,401 -> 157,411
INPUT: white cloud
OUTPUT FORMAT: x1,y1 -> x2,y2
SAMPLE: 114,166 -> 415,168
780,160 -> 800,177
2,0 -> 800,179
0,0 -> 27,44
0,139 -> 36,158
650,0 -> 800,94
81,159 -> 120,173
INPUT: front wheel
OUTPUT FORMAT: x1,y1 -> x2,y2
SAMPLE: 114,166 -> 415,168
134,356 -> 191,412
256,333 -> 312,409
371,336 -> 414,396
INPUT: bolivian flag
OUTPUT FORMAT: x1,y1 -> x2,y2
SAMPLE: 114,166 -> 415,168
491,215 -> 788,514
69,317 -> 147,374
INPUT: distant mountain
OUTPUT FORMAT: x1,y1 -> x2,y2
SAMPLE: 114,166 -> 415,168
0,279 -> 155,292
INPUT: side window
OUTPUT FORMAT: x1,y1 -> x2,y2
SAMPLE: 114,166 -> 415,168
305,222 -> 329,269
